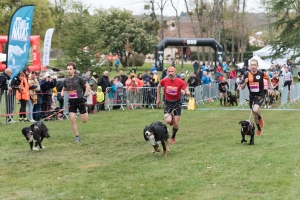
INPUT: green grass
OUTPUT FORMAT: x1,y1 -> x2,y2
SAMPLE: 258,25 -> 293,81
1,108 -> 300,199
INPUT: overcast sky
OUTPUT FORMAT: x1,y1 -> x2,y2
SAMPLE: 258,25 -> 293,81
81,0 -> 265,16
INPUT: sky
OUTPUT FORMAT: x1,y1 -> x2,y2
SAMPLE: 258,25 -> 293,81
81,0 -> 265,16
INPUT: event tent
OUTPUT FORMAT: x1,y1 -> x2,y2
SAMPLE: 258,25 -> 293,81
237,55 -> 271,70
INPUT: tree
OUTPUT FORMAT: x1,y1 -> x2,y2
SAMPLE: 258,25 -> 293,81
94,8 -> 158,67
170,0 -> 181,38
59,2 -> 99,71
0,0 -> 54,38
263,0 -> 300,59
49,0 -> 69,48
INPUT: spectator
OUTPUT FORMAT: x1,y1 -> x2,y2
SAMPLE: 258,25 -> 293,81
222,61 -> 230,79
119,70 -> 128,86
298,68 -> 300,82
97,71 -> 111,110
216,65 -> 224,82
40,74 -> 56,119
196,68 -> 203,85
56,76 -> 65,109
202,71 -> 211,98
115,57 -> 120,72
91,72 -> 98,91
96,86 -> 104,112
108,79 -> 117,109
114,76 -> 124,108
86,88 -> 95,114
142,70 -> 149,81
125,73 -> 142,109
193,61 -> 199,74
16,72 -> 30,122
28,71 -> 40,122
153,71 -> 160,86
219,78 -> 229,106
187,72 -> 199,87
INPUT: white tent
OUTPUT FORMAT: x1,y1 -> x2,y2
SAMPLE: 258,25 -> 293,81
0,53 -> 6,62
249,55 -> 271,70
253,45 -> 273,57
237,55 -> 271,70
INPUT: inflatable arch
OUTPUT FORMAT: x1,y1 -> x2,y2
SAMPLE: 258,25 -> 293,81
155,38 -> 223,71
0,35 -> 46,71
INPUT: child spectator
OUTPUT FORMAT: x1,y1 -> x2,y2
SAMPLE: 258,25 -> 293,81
86,89 -> 95,114
96,86 -> 104,112
108,79 -> 117,108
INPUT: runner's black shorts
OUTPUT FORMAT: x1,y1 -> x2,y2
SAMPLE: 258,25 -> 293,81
164,100 -> 182,116
68,99 -> 87,114
249,95 -> 264,108
220,88 -> 227,93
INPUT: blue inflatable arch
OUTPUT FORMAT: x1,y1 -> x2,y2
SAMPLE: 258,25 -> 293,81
155,38 -> 223,71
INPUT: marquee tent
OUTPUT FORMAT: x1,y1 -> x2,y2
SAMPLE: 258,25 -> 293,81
237,55 -> 271,70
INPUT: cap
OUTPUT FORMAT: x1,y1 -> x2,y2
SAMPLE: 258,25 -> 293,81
130,73 -> 135,77
93,72 -> 97,75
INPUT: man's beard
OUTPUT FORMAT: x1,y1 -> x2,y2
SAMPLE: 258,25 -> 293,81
169,74 -> 174,79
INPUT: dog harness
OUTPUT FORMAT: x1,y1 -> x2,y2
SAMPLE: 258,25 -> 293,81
242,120 -> 253,135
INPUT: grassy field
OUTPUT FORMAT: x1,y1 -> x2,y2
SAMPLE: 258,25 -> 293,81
1,108 -> 300,199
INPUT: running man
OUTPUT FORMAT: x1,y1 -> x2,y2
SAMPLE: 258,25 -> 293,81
240,59 -> 272,136
61,62 -> 91,142
156,67 -> 190,144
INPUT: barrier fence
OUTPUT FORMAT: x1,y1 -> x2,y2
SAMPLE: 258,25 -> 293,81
1,79 -> 300,123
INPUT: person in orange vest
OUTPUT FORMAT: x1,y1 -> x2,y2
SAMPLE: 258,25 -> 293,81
16,72 -> 30,122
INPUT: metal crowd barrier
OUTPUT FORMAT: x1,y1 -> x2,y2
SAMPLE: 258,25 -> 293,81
289,83 -> 300,104
0,89 -> 17,123
237,87 -> 250,108
279,86 -> 289,108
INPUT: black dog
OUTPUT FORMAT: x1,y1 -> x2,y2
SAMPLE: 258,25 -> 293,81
143,121 -> 169,157
227,91 -> 238,106
22,121 -> 50,150
239,120 -> 255,145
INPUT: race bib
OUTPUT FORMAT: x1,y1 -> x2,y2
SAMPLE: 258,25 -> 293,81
68,90 -> 78,98
249,82 -> 259,92
285,76 -> 291,81
166,86 -> 178,95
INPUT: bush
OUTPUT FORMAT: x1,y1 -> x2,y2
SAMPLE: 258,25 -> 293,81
121,55 -> 134,67
132,53 -> 145,66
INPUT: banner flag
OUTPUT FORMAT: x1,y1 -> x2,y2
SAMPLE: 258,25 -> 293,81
6,5 -> 34,80
42,28 -> 54,66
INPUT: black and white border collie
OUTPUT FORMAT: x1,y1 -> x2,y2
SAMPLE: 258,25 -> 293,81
22,121 -> 50,150
143,121 -> 169,157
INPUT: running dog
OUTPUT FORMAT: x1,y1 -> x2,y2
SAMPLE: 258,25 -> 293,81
239,120 -> 255,145
22,121 -> 50,150
143,121 -> 169,157
227,91 -> 238,106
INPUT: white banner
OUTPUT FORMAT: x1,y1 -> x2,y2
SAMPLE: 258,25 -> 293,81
42,28 -> 54,66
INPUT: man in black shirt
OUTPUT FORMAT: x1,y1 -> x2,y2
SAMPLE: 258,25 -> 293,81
61,62 -> 91,142
119,70 -> 128,86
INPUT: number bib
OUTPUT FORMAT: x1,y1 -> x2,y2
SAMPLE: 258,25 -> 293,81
68,90 -> 78,98
166,86 -> 178,95
285,76 -> 291,81
249,82 -> 259,92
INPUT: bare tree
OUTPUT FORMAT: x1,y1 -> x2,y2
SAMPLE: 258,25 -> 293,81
183,0 -> 200,61
170,0 -> 181,37
241,0 -> 246,61
194,0 -> 206,63
156,0 -> 169,39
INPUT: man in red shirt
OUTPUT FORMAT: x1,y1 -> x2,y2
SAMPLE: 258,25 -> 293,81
156,67 -> 190,144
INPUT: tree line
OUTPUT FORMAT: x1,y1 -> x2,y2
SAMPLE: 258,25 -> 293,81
0,0 -> 299,72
